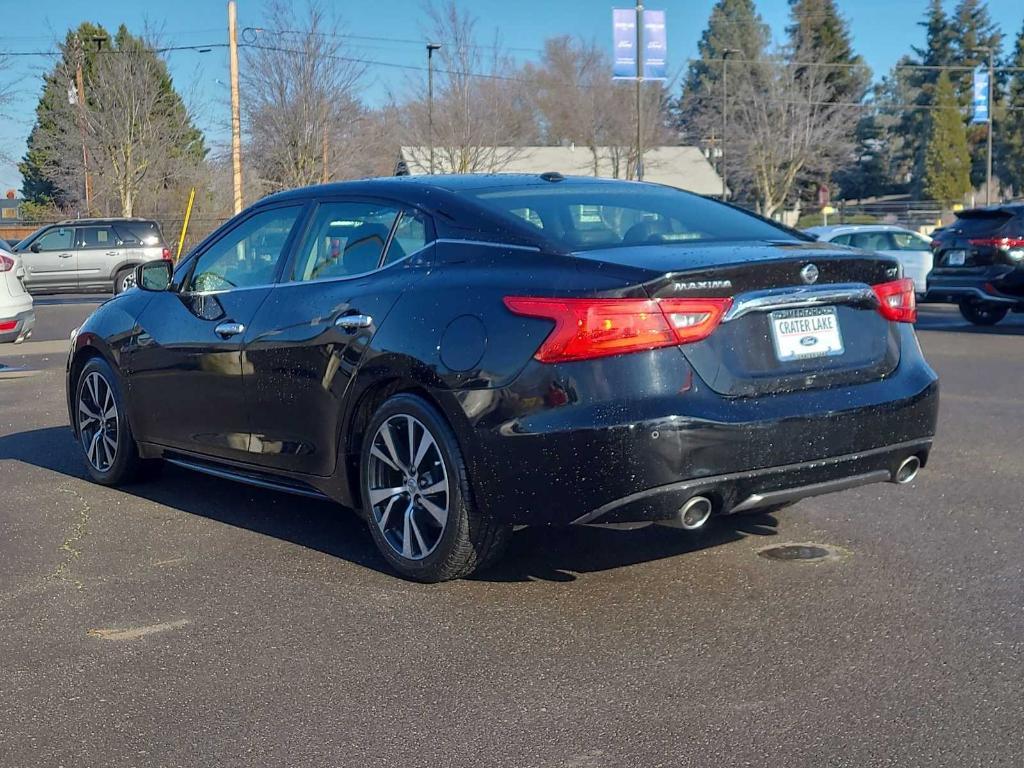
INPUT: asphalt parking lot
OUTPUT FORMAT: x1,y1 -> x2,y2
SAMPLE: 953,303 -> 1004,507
2,296 -> 1022,767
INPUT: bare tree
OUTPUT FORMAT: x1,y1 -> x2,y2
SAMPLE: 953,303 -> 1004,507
241,0 -> 366,193
399,1 -> 537,173
31,29 -> 204,218
729,47 -> 858,218
526,36 -> 670,180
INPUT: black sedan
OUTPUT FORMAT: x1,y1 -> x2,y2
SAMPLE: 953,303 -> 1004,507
66,175 -> 939,581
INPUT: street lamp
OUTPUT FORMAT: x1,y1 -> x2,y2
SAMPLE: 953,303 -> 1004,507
973,46 -> 995,206
426,43 -> 441,175
721,48 -> 738,200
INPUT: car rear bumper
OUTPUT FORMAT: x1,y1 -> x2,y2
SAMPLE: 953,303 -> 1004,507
459,327 -> 939,526
923,265 -> 1024,305
0,308 -> 35,344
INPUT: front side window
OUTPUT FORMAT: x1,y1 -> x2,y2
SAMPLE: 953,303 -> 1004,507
848,232 -> 892,252
36,228 -> 74,251
292,202 -> 400,282
830,234 -> 852,246
79,226 -> 116,249
188,206 -> 301,292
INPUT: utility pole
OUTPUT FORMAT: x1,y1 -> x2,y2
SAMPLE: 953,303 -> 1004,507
986,46 -> 994,206
228,0 -> 243,214
427,43 -> 441,174
721,49 -> 737,200
634,1 -> 644,181
74,57 -> 92,213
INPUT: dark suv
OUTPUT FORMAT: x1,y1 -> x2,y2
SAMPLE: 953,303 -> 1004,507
924,204 -> 1024,325
13,218 -> 170,294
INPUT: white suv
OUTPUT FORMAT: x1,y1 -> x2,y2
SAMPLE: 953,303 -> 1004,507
0,239 -> 34,344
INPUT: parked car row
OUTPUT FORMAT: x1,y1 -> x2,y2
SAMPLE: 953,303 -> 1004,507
806,203 -> 1024,326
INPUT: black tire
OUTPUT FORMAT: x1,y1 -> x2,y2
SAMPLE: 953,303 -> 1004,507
959,299 -> 1008,326
113,266 -> 136,295
74,357 -> 148,486
359,393 -> 510,582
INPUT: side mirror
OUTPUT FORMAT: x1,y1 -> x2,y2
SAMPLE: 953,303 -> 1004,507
136,259 -> 173,291
29,242 -> 41,253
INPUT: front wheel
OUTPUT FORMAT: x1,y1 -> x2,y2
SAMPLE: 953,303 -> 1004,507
959,299 -> 1008,326
75,357 -> 147,485
360,393 -> 510,582
114,266 -> 136,294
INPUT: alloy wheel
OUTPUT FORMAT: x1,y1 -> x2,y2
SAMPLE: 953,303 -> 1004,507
121,272 -> 136,292
78,371 -> 119,472
366,414 -> 449,560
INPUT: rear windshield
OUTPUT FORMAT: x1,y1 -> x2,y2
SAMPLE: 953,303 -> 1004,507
467,184 -> 803,251
113,221 -> 163,246
952,211 -> 1014,236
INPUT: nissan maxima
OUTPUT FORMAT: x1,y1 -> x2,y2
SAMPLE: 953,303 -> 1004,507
66,175 -> 939,581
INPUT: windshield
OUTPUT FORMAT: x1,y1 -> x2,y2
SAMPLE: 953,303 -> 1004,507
468,184 -> 804,251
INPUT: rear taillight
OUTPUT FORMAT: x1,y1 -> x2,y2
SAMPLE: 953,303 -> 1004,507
503,296 -> 732,363
968,237 -> 1024,249
0,319 -> 17,332
872,278 -> 916,323
161,247 -> 172,260
0,254 -> 13,273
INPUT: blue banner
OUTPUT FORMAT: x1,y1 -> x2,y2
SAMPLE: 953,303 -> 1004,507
972,67 -> 990,124
612,8 -> 636,80
643,10 -> 668,80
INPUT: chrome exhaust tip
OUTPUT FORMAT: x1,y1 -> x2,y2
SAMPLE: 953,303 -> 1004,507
893,455 -> 921,485
677,496 -> 713,530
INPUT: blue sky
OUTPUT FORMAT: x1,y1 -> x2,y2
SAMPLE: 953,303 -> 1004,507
2,0 -> 1022,192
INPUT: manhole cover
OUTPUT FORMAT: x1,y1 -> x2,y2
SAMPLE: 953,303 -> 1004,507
759,544 -> 833,561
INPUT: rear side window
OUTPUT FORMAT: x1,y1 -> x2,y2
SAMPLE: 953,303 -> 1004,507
79,226 -> 116,249
113,221 -> 163,246
468,184 -> 801,251
848,232 -> 892,251
292,202 -> 400,281
383,211 -> 431,266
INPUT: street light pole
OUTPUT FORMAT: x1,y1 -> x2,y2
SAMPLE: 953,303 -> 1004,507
427,43 -> 441,175
721,49 -> 737,200
635,0 -> 644,181
986,46 -> 994,206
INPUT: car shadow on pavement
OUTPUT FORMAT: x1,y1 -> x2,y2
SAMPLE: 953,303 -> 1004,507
0,426 -> 779,583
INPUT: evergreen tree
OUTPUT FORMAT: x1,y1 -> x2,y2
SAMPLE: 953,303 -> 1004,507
923,71 -> 972,207
898,0 -> 956,196
786,0 -> 869,200
19,23 -> 205,214
787,0 -> 869,103
950,0 -> 1003,188
674,0 -> 769,199
1000,20 -> 1024,194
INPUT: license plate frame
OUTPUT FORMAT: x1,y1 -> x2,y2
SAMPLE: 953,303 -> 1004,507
946,250 -> 966,266
769,306 -> 845,362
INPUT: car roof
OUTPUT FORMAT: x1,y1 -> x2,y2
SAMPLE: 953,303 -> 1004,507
51,217 -> 159,226
805,224 -> 918,237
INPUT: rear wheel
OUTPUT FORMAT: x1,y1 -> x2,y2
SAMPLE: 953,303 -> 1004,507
360,393 -> 510,582
75,357 -> 148,485
114,266 -> 136,294
959,299 -> 1008,326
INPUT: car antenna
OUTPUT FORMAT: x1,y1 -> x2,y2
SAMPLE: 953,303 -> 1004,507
539,171 -> 565,183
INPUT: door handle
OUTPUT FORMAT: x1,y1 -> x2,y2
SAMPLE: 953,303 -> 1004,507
335,314 -> 373,330
105,251 -> 117,256
214,321 -> 246,338
58,253 -> 73,259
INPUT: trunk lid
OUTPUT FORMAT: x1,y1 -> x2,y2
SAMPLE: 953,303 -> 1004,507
576,241 -> 903,397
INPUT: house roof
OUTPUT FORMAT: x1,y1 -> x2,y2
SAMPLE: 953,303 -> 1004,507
397,145 -> 725,196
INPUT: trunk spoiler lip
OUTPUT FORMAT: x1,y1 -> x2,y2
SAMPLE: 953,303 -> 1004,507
722,282 -> 878,323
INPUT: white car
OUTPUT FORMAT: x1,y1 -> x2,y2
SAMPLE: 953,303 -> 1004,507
805,225 -> 934,295
0,239 -> 35,344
